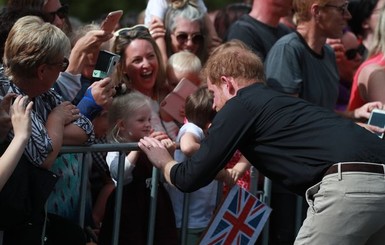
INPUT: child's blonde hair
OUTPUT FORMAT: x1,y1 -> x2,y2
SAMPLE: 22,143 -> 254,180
107,92 -> 152,143
167,51 -> 202,75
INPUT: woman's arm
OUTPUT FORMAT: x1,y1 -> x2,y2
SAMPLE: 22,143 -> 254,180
0,96 -> 33,190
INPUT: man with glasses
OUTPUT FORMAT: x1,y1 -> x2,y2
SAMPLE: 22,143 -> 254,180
265,0 -> 375,119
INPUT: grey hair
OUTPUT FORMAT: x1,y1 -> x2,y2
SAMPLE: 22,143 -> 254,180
166,3 -> 204,33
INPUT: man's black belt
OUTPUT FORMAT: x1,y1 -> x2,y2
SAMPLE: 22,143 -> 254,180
325,163 -> 384,176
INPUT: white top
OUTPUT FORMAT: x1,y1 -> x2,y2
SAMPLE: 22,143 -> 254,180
144,0 -> 207,25
165,122 -> 218,228
106,151 -> 135,185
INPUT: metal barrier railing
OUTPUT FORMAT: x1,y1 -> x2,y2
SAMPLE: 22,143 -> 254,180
60,143 -> 272,245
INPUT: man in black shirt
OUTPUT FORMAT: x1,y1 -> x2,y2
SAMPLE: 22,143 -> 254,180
139,41 -> 385,244
225,0 -> 292,61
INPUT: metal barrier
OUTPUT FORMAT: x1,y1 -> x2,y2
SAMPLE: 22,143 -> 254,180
59,143 -> 272,245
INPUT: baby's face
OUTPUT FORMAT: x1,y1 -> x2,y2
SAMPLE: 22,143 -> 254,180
167,68 -> 201,89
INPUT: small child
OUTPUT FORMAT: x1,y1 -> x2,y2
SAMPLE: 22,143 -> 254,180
166,51 -> 202,89
165,86 -> 230,245
162,51 -> 202,125
98,92 -> 177,245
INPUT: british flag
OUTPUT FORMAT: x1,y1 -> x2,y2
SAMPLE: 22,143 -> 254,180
200,186 -> 271,245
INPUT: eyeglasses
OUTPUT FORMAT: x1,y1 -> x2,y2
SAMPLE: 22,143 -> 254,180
45,4 -> 69,23
345,45 -> 365,60
48,57 -> 69,72
323,2 -> 350,15
114,24 -> 150,37
174,32 -> 204,45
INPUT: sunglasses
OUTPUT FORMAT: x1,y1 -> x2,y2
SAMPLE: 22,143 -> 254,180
174,32 -> 204,45
114,24 -> 150,37
45,4 -> 69,23
48,57 -> 69,72
323,2 -> 349,16
345,45 -> 365,60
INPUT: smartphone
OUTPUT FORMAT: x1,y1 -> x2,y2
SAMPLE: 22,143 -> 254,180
92,50 -> 120,80
160,78 -> 198,123
100,10 -> 123,33
367,108 -> 385,138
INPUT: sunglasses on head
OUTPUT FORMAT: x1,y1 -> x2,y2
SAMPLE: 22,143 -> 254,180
175,32 -> 204,45
345,44 -> 365,60
114,24 -> 150,37
45,4 -> 69,23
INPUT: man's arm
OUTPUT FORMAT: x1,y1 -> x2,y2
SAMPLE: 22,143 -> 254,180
139,99 -> 254,192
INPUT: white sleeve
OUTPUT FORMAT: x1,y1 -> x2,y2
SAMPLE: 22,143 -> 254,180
54,72 -> 81,101
144,0 -> 168,25
106,151 -> 135,185
197,0 -> 207,13
144,0 -> 207,25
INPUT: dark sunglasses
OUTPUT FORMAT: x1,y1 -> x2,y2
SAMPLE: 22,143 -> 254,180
345,45 -> 365,60
175,32 -> 204,45
48,57 -> 69,72
114,24 -> 150,37
45,4 -> 69,23
323,2 -> 349,16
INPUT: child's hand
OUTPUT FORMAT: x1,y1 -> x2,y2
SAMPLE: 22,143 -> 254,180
226,168 -> 242,183
160,138 -> 176,154
215,169 -> 236,187
150,131 -> 169,141
10,95 -> 33,140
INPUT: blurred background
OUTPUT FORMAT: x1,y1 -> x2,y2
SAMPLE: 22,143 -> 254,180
0,0 -> 247,23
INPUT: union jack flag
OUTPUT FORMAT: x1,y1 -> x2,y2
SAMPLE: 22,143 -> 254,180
200,186 -> 271,245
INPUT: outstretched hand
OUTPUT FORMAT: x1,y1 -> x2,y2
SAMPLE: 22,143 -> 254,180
138,136 -> 174,169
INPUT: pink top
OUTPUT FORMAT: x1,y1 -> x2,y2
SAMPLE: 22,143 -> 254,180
348,53 -> 385,110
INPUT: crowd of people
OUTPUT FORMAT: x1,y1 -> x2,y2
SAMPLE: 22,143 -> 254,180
1,0 -> 385,245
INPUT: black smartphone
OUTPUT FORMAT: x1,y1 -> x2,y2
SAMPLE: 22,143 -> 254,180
92,50 -> 120,80
367,108 -> 385,139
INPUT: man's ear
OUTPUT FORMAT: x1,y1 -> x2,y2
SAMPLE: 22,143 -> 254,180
311,3 -> 321,22
221,76 -> 237,96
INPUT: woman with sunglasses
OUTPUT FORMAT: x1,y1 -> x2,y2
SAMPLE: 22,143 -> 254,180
348,6 -> 385,111
112,25 -> 179,141
0,15 -> 93,245
331,30 -> 364,111
149,1 -> 209,64
4,0 -> 113,103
